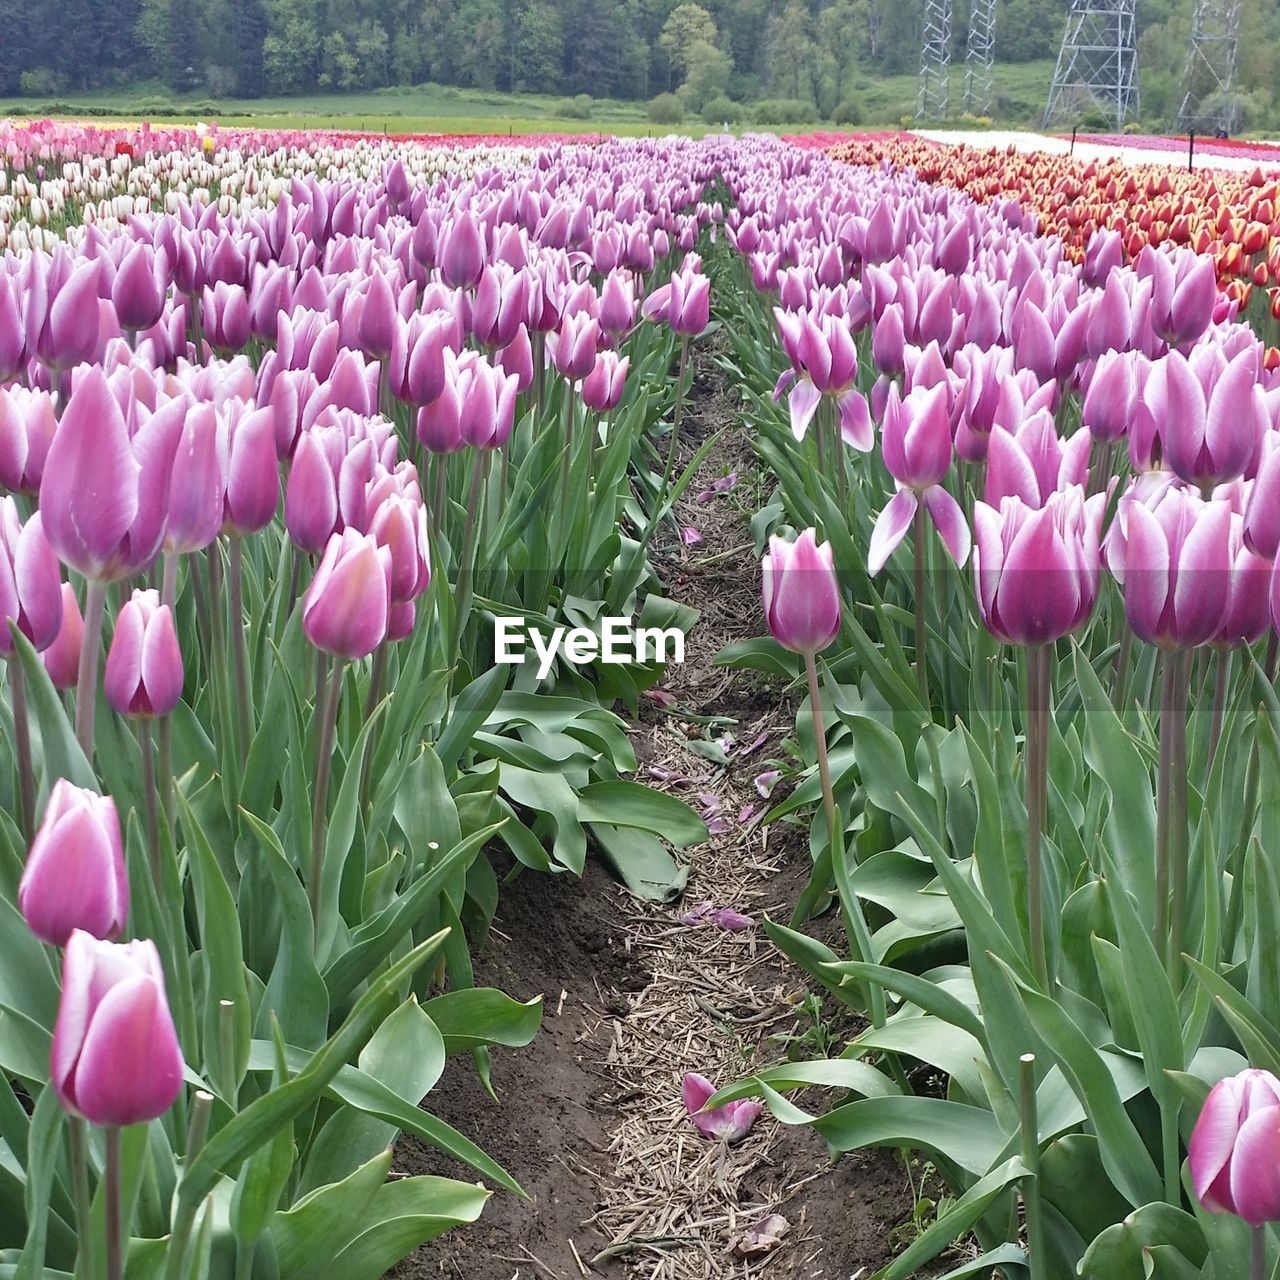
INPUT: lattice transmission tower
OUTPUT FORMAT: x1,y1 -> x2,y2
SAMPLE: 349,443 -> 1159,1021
1042,0 -> 1139,130
963,0 -> 997,115
1176,0 -> 1241,134
916,0 -> 953,120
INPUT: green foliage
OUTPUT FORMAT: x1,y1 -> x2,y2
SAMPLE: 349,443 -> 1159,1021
558,92 -> 593,118
647,91 -> 684,123
700,93 -> 742,123
751,96 -> 818,124
832,93 -> 866,125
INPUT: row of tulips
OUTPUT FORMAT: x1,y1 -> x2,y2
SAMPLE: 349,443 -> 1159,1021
0,133 -> 726,1277
701,132 -> 1280,1279
0,119 -> 541,255
806,130 -> 1280,340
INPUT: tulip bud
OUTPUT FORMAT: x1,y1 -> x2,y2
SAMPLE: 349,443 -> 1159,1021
103,589 -> 184,718
302,529 -> 392,660
0,501 -> 63,656
52,931 -> 184,1126
222,403 -> 279,535
582,352 -> 629,413
761,529 -> 841,655
19,781 -> 128,946
1190,1069 -> 1280,1226
43,583 -> 84,690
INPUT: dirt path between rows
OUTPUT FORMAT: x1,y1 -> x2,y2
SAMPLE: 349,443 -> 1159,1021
395,331 -> 934,1280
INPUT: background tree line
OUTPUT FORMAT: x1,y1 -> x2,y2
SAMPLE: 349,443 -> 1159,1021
0,0 -> 1275,129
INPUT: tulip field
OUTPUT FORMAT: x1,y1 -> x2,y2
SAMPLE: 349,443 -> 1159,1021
5,113 -> 1280,1280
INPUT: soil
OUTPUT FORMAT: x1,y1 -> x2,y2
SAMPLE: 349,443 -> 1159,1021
393,323 -> 957,1279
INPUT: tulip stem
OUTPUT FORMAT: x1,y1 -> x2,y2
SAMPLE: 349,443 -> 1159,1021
75,579 -> 109,761
452,450 -> 488,658
139,721 -> 161,892
1025,644 -> 1051,989
227,537 -> 253,761
1019,1054 -> 1048,1280
1252,1225 -> 1266,1280
8,659 -> 35,843
913,503 -> 930,713
67,1116 -> 97,1280
1207,648 -> 1230,775
309,658 -> 343,922
1155,650 -> 1191,985
805,652 -> 887,1031
639,334 -> 690,547
556,386 -> 575,557
104,1126 -> 123,1280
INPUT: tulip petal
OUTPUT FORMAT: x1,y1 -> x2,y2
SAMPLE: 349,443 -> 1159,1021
1230,1105 -> 1280,1226
787,380 -> 822,442
868,489 -> 917,576
924,486 -> 971,568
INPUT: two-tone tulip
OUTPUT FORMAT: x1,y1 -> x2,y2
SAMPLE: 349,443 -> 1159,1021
302,529 -> 393,661
761,529 -> 841,655
51,931 -> 184,1126
19,781 -> 127,946
103,589 -> 183,719
1189,1069 -> 1280,1227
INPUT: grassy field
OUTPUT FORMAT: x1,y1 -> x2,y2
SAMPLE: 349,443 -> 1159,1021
0,63 -> 1062,136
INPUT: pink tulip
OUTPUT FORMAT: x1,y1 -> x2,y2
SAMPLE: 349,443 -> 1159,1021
39,367 -> 181,583
368,496 -> 431,605
682,1073 -> 762,1143
112,243 -> 167,334
643,262 -> 710,337
284,429 -> 342,555
43,583 -> 84,690
869,384 -> 970,575
1217,515 -> 1271,649
1154,350 -> 1257,491
0,274 -> 27,380
203,282 -> 251,354
0,500 -> 63,656
19,781 -> 128,946
52,931 -> 184,1126
582,352 -> 629,412
163,401 -> 227,555
0,386 -> 58,493
599,271 -> 636,340
761,529 -> 841,655
222,402 -> 279,536
1114,488 -> 1232,649
548,312 -> 599,381
103,589 -> 184,718
302,529 -> 392,660
1148,250 -> 1217,348
439,211 -> 485,290
1190,1069 -> 1280,1226
972,486 -> 1103,646
30,258 -> 101,372
457,354 -> 519,450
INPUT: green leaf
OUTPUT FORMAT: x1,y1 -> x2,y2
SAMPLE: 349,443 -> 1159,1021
324,1177 -> 489,1280
1080,1203 -> 1209,1278
705,1058 -> 901,1108
177,932 -> 448,1211
437,665 -> 509,773
995,957 -> 1164,1208
9,627 -> 95,791
589,823 -> 689,901
576,780 -> 708,847
420,989 -> 542,1055
873,1157 -> 1027,1280
812,1096 -> 1009,1176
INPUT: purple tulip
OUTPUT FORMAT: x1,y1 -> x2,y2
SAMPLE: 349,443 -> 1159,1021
19,781 -> 128,947
972,486 -> 1103,646
1155,350 -> 1257,491
548,311 -> 599,381
439,211 -> 486,290
985,411 -> 1091,509
112,243 -> 167,334
1082,352 -> 1141,444
761,529 -> 841,655
643,262 -> 710,337
368,496 -> 430,605
1190,1069 -> 1280,1227
869,384 -> 970,575
1113,487 -> 1232,649
457,354 -> 519,450
52,930 -> 184,1126
0,387 -> 58,494
582,352 -> 629,412
163,401 -> 226,555
1216,515 -> 1271,648
222,402 -> 279,536
0,500 -> 63,656
42,583 -> 83,690
682,1073 -> 762,1143
285,429 -> 342,555
39,367 -> 181,583
103,589 -> 184,718
1149,250 -> 1217,348
302,529 -> 392,661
